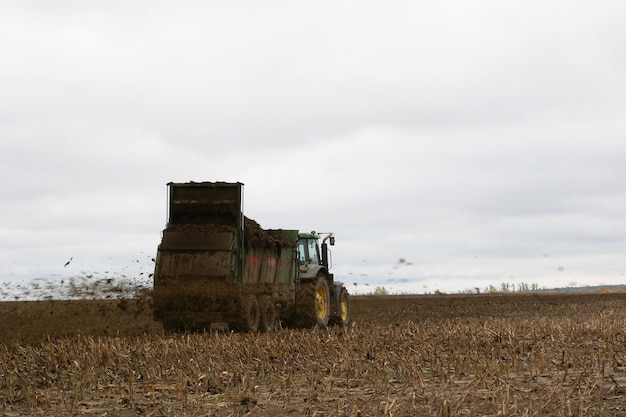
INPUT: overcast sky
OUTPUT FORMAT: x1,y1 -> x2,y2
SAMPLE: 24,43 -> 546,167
2,1 -> 626,296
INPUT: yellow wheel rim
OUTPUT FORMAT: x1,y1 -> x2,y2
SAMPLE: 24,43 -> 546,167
340,293 -> 348,321
315,284 -> 328,319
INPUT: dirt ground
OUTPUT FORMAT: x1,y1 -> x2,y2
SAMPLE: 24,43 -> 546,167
2,292 -> 626,416
1,291 -> 620,344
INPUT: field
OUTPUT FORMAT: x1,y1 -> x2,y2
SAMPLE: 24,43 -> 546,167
2,293 -> 626,416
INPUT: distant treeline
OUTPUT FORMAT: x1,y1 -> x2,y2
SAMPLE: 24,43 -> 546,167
462,283 -> 626,295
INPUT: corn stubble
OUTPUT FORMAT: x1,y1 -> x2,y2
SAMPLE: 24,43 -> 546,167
2,293 -> 626,416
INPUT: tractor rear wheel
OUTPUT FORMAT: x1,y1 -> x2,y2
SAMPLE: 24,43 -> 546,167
296,274 -> 330,328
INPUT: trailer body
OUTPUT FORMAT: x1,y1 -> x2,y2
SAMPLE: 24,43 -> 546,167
153,182 -> 349,331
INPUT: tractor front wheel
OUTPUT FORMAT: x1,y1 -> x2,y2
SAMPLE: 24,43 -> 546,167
334,287 -> 350,326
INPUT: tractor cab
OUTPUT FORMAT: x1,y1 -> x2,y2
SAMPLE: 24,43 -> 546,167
297,232 -> 334,276
297,232 -> 320,265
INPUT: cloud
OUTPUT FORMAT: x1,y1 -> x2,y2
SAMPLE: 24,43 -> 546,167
1,1 -> 626,294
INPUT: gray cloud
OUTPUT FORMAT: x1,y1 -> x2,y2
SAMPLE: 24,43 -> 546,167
2,1 -> 626,294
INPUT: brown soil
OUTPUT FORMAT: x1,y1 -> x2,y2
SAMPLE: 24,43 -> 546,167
160,216 -> 294,249
0,295 -> 159,345
4,291 -> 591,345
244,217 -> 296,248
2,292 -> 626,416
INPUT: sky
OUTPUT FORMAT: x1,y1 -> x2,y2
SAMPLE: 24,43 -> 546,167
2,1 -> 626,298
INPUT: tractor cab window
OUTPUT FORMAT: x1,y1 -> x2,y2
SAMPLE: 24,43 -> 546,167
297,238 -> 320,265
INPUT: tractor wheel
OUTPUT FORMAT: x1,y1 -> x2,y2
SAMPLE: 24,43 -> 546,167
296,274 -> 330,328
330,287 -> 350,326
259,296 -> 278,332
231,295 -> 259,332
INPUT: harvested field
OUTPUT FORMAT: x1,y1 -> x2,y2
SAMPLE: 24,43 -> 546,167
2,293 -> 626,416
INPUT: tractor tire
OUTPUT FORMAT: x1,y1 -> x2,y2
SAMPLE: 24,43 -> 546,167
231,295 -> 260,332
296,274 -> 330,328
330,287 -> 351,326
259,296 -> 278,332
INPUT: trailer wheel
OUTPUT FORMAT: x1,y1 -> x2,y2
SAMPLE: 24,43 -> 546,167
232,295 -> 260,332
161,317 -> 181,333
259,296 -> 277,332
330,287 -> 350,326
296,274 -> 330,328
